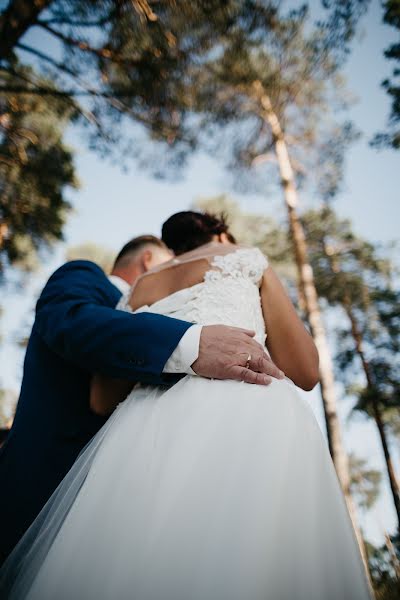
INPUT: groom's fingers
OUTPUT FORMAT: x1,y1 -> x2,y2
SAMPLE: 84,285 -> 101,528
192,324 -> 283,383
250,354 -> 285,380
230,366 -> 272,386
236,352 -> 284,381
235,328 -> 256,337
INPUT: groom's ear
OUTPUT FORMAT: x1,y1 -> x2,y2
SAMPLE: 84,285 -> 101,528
141,249 -> 154,272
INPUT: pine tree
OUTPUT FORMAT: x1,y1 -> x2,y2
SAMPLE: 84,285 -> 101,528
372,0 -> 400,149
66,242 -> 116,274
366,535 -> 400,599
0,1 -> 272,164
185,4 -> 369,570
0,63 -> 78,280
349,453 -> 382,513
303,205 -> 400,534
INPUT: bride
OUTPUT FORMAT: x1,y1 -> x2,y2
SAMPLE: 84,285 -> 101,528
0,211 -> 371,600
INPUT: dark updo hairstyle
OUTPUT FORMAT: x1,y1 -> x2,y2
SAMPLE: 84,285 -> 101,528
161,211 -> 236,255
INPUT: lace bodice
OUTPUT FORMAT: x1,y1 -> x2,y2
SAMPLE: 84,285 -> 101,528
117,248 -> 268,345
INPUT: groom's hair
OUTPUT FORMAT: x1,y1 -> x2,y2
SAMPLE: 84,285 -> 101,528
114,235 -> 168,267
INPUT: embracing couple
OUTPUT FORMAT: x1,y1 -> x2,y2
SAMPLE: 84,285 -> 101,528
0,211 -> 371,599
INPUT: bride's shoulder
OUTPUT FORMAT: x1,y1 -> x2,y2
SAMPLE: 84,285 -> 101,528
210,246 -> 268,285
167,243 -> 268,283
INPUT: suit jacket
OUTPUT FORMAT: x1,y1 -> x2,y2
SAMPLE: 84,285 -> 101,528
0,260 -> 192,564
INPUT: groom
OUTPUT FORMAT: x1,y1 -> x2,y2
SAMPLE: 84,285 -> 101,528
0,234 -> 280,565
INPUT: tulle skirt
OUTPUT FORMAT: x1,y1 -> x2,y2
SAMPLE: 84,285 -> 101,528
0,376 -> 371,600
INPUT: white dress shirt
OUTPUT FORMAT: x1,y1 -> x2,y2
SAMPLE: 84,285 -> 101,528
109,275 -> 201,375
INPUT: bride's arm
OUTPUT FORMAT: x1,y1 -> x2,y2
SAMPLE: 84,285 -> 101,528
261,266 -> 319,391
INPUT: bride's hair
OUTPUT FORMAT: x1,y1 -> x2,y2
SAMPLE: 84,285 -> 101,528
162,211 -> 236,255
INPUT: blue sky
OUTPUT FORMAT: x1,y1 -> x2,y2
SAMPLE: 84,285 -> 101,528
0,0 -> 399,545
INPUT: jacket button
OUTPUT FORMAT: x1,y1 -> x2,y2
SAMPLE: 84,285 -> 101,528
131,358 -> 145,366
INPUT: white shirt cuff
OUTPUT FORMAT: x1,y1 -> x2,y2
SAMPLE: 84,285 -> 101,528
163,325 -> 202,375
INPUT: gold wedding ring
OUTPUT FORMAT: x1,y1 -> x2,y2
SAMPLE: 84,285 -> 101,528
245,354 -> 251,369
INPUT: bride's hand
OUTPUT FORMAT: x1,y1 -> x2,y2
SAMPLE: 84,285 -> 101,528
191,325 -> 284,385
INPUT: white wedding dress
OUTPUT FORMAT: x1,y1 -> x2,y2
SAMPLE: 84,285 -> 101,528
0,248 -> 371,600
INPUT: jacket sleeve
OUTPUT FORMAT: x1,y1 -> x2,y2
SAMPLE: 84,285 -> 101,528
34,260 -> 193,384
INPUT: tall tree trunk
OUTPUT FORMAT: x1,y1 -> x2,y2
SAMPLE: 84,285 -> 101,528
0,0 -> 53,60
345,300 -> 400,531
256,86 -> 372,583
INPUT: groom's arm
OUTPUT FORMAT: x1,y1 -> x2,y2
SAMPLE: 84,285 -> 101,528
34,260 -> 193,384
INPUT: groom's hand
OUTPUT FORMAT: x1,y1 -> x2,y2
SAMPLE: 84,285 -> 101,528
191,325 -> 284,385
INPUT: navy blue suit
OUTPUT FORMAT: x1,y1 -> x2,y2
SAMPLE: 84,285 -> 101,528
0,260 -> 192,564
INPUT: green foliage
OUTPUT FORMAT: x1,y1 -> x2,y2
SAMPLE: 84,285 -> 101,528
0,63 -> 78,280
351,287 -> 400,415
366,535 -> 400,599
0,2 -> 367,283
184,3 -> 356,200
372,0 -> 400,149
66,242 -> 116,274
349,452 -> 382,511
334,286 -> 400,416
383,408 -> 400,442
0,1 -> 363,174
0,1 -> 264,166
319,0 -> 371,62
302,204 -> 400,434
301,205 -> 391,307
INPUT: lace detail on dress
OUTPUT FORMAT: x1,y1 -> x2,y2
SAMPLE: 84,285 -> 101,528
116,247 -> 269,346
207,248 -> 267,286
179,248 -> 267,345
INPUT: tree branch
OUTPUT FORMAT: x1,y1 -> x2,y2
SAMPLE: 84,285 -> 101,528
36,21 -> 142,66
11,43 -> 175,135
16,42 -> 85,84
0,85 -> 155,100
0,0 -> 53,61
37,17 -> 110,28
4,48 -> 107,133
0,85 -> 98,97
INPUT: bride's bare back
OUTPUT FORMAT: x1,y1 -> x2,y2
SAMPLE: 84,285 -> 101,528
128,242 -> 238,311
